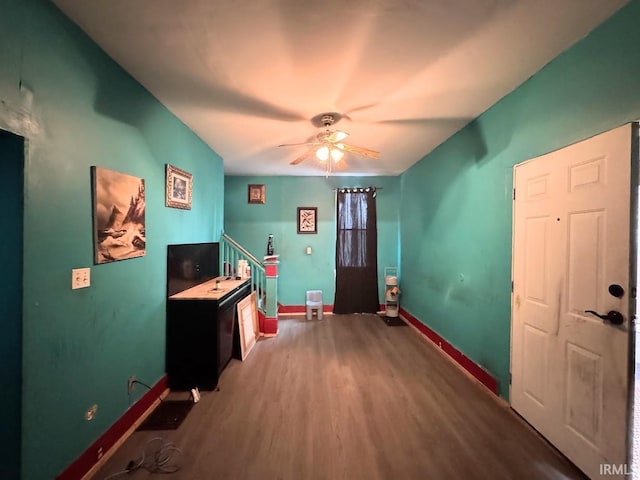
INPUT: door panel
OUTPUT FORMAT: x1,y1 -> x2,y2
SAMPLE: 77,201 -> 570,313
522,325 -> 548,406
512,124 -> 633,479
564,342 -> 602,446
567,210 -> 605,312
524,217 -> 550,304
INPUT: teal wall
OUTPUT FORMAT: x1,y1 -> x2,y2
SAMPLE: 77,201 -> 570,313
2,0 -> 637,476
0,130 -> 24,479
399,0 -> 640,399
0,1 -> 224,478
224,176 -> 400,306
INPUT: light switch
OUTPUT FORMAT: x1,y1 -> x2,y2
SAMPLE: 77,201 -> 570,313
306,246 -> 312,255
72,268 -> 91,289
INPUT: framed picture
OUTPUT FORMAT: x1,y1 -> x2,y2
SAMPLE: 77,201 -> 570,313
166,164 -> 193,210
297,207 -> 318,234
91,166 -> 146,264
248,184 -> 265,204
237,291 -> 259,360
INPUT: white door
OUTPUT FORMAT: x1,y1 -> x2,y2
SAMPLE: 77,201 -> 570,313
511,124 -> 634,479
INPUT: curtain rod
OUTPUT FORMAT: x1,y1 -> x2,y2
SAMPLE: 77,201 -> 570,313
332,187 -> 383,191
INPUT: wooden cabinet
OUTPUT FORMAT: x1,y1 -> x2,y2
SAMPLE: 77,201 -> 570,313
166,278 -> 250,390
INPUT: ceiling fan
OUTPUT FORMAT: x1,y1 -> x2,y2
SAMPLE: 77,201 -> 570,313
278,113 -> 379,173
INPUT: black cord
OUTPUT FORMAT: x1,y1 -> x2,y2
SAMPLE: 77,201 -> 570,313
132,379 -> 153,391
129,379 -> 167,405
102,437 -> 183,479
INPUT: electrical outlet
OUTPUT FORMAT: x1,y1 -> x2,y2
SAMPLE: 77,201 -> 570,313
72,268 -> 91,289
128,375 -> 136,395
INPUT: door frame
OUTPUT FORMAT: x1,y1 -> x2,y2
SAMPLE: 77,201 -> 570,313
628,123 -> 639,468
0,128 -> 26,480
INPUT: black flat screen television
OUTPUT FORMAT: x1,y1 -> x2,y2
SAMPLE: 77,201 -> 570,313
167,243 -> 220,296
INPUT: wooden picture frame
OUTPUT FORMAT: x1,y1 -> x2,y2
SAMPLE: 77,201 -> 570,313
165,164 -> 193,210
237,291 -> 259,360
248,184 -> 266,204
297,207 -> 318,234
91,166 -> 146,264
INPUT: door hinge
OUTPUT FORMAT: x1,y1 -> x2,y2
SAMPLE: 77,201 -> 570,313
509,373 -> 512,385
511,280 -> 514,293
513,188 -> 516,201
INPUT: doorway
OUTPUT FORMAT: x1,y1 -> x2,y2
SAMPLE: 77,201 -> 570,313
333,187 -> 379,314
511,123 -> 636,479
0,129 -> 24,479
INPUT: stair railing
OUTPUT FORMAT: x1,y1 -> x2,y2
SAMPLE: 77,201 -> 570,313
220,233 -> 266,312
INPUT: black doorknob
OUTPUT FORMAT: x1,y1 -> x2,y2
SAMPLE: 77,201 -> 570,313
608,284 -> 624,298
584,310 -> 624,325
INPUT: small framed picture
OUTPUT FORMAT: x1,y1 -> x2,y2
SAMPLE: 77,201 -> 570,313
297,207 -> 317,234
248,184 -> 266,204
165,164 -> 192,210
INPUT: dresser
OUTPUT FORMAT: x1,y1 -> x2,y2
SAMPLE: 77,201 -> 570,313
166,277 -> 251,390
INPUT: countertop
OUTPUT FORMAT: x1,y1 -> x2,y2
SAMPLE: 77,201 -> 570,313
168,276 -> 249,300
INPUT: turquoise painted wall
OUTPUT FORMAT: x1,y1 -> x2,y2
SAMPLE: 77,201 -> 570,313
0,130 -> 24,479
224,176 -> 400,306
399,0 -> 640,399
0,1 -> 224,478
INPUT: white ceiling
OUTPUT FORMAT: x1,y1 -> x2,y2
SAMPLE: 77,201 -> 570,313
52,0 -> 627,176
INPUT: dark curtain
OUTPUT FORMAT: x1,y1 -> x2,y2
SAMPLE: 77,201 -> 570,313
333,188 -> 379,314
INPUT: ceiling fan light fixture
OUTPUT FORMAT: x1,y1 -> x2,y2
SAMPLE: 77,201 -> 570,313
333,131 -> 349,142
316,145 -> 329,161
280,112 -> 379,173
331,148 -> 344,163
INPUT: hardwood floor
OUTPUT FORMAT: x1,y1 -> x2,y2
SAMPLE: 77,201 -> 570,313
94,314 -> 587,480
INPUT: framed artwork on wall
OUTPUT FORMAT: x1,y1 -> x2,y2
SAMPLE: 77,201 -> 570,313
248,184 -> 266,204
91,166 -> 146,264
165,164 -> 193,209
297,207 -> 317,234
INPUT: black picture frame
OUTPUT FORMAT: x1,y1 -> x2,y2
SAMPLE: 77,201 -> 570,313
297,207 -> 317,234
248,184 -> 266,204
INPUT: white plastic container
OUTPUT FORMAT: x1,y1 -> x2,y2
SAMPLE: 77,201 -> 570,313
237,259 -> 250,279
384,267 -> 400,318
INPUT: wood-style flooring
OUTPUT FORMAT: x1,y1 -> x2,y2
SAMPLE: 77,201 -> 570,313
94,314 -> 587,480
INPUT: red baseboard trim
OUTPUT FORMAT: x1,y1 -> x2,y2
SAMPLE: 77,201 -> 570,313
399,308 -> 498,395
56,375 -> 168,480
262,316 -> 278,335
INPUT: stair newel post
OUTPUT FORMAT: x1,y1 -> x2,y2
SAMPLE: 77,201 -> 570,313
262,259 -> 279,336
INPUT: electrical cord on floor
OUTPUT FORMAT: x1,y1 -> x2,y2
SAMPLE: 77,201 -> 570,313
131,379 -> 200,403
102,437 -> 183,479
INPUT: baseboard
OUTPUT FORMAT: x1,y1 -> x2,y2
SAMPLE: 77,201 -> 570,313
399,308 -> 498,395
56,376 -> 168,480
278,304 -> 334,314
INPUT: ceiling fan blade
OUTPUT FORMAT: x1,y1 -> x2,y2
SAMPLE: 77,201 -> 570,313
326,130 -> 349,143
172,75 -> 307,122
374,117 -> 471,128
338,143 -> 380,159
290,150 -> 313,165
342,102 -> 380,121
